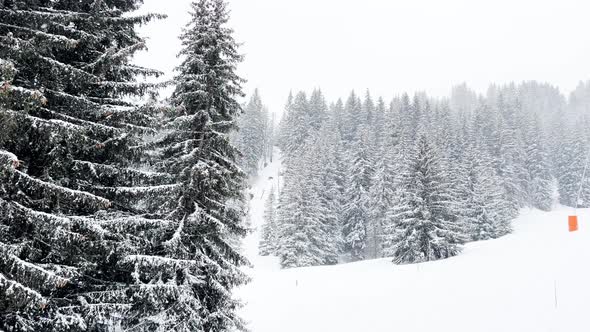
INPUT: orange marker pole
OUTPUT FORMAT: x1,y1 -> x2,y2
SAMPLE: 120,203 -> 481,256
568,216 -> 579,232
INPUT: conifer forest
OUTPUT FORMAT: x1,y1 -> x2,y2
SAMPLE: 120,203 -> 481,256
1,1 -> 590,332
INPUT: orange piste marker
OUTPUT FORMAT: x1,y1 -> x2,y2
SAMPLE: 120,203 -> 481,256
568,216 -> 579,232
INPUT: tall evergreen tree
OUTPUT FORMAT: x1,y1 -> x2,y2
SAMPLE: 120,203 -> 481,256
308,88 -> 328,131
362,90 -> 375,126
341,91 -> 362,143
450,83 -> 479,117
331,98 -> 345,137
458,141 -> 511,241
275,145 -> 327,268
372,97 -> 387,149
383,136 -> 464,265
308,129 -> 343,265
259,188 -> 278,256
1,1 -> 163,330
113,1 -> 250,330
523,116 -> 554,211
234,89 -> 268,175
366,147 -> 396,259
276,91 -> 293,152
556,120 -> 590,208
569,81 -> 590,117
278,91 -> 310,163
342,127 -> 373,261
494,95 -> 527,217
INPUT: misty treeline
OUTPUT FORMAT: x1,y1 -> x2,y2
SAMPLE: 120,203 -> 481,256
232,89 -> 275,176
0,0 -> 251,331
259,82 -> 590,268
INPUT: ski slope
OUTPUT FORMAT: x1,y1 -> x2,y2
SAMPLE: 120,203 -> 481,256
237,150 -> 590,332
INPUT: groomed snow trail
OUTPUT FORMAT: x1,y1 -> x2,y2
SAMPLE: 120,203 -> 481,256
238,151 -> 590,332
239,148 -> 283,271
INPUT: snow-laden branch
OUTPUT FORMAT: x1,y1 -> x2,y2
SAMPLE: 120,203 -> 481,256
0,273 -> 47,309
0,21 -> 77,48
11,169 -> 111,209
0,150 -> 19,169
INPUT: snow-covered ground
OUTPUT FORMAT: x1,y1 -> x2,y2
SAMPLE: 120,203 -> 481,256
240,149 -> 283,271
237,150 -> 590,332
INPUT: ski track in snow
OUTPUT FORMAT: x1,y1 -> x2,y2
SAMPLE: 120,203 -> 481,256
240,147 -> 283,272
237,149 -> 590,332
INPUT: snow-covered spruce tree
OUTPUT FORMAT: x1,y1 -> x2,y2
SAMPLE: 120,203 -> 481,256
234,89 -> 268,175
523,116 -> 554,211
555,120 -> 590,207
330,98 -> 345,137
450,83 -> 479,117
274,128 -> 342,267
158,0 -> 248,330
371,97 -> 387,150
341,91 -> 362,143
308,88 -> 328,131
366,147 -> 396,259
278,91 -> 311,163
493,96 -> 528,218
276,91 -> 293,153
458,141 -> 511,241
547,102 -> 569,177
275,145 -> 327,268
307,129 -> 343,265
1,2 -> 163,330
407,94 -> 425,140
569,81 -> 590,117
259,188 -> 278,256
92,1 -> 250,331
431,102 -> 456,159
383,136 -> 464,265
367,95 -> 404,255
360,91 -> 380,161
362,91 -> 375,128
395,93 -> 420,163
342,127 -> 373,261
279,102 -> 347,265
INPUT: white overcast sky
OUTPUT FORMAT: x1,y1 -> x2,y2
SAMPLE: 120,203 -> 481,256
135,0 -> 590,116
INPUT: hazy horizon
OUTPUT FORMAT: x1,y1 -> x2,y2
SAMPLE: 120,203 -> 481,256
135,0 -> 590,115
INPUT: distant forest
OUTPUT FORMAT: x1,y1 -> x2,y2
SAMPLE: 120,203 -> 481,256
239,81 -> 590,267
